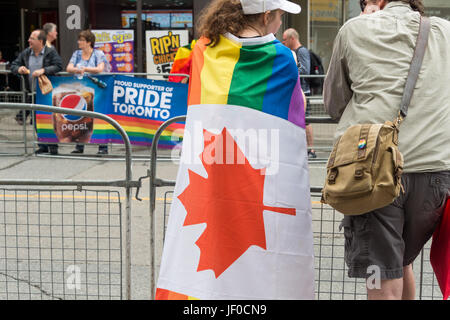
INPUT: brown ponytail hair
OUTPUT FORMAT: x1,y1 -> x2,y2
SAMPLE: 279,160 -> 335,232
196,0 -> 276,47
386,0 -> 425,15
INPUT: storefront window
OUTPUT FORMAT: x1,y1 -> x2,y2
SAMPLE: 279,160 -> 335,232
309,0 -> 450,71
309,0 -> 344,71
121,10 -> 192,29
424,0 -> 450,20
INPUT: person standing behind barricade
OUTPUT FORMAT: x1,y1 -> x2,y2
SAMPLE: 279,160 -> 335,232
43,23 -> 58,49
66,29 -> 110,155
11,29 -> 62,155
0,50 -> 9,91
324,0 -> 450,300
282,28 -> 317,159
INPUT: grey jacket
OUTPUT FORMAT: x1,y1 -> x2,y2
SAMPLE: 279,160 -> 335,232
323,2 -> 450,173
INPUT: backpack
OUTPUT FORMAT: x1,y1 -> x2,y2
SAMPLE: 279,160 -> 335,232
295,46 -> 324,93
308,50 -> 324,91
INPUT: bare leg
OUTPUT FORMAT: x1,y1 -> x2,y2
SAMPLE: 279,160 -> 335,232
368,278 -> 403,300
367,264 -> 415,300
402,264 -> 416,300
306,124 -> 314,149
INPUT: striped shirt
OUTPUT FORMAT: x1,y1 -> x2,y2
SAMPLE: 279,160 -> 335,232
28,47 -> 45,89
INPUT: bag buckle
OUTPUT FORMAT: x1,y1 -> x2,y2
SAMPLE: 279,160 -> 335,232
328,169 -> 337,184
354,168 -> 364,180
393,111 -> 404,128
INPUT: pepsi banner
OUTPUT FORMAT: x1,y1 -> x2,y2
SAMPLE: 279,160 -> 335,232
35,75 -> 188,148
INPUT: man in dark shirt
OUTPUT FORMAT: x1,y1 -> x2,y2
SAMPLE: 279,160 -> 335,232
11,29 -> 62,155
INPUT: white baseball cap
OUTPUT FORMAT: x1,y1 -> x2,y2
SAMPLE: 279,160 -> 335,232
240,0 -> 301,14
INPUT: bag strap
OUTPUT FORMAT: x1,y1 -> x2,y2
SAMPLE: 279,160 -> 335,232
327,136 -> 341,168
398,16 -> 431,121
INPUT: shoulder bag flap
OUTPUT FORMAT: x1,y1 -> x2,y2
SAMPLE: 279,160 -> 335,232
327,123 -> 384,169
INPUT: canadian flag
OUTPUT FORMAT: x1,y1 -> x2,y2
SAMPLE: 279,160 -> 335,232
155,104 -> 315,300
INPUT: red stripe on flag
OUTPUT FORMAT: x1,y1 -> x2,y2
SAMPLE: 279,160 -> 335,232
188,38 -> 208,106
263,206 -> 296,216
155,288 -> 191,300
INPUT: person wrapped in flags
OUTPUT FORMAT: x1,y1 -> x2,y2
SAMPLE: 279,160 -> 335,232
156,0 -> 314,300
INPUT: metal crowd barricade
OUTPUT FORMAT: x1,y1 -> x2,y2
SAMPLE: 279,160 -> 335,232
148,116 -> 443,300
298,74 -> 336,163
0,73 -> 322,159
0,102 -> 141,300
0,71 -> 31,156
145,115 -> 184,300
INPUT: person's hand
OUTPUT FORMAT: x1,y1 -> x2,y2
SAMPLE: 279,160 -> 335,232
76,64 -> 85,76
32,68 -> 45,78
18,66 -> 30,75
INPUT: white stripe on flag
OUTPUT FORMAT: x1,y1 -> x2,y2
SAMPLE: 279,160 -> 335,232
157,104 -> 315,300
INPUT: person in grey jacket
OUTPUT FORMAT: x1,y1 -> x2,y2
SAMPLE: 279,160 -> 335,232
324,0 -> 450,300
11,29 -> 62,154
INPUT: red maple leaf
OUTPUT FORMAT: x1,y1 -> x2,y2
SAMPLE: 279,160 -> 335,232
178,127 -> 296,278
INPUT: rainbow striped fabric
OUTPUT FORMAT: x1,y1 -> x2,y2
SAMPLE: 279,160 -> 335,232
188,34 -> 306,128
156,33 -> 314,300
36,114 -> 184,147
168,40 -> 197,83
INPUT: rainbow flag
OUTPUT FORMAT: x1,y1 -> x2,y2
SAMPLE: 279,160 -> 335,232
188,35 -> 306,126
169,40 -> 197,83
156,34 -> 314,300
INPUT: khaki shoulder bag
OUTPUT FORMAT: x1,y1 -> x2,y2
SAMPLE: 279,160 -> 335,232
321,16 -> 431,215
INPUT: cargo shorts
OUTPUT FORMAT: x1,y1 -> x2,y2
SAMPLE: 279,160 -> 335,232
340,171 -> 450,280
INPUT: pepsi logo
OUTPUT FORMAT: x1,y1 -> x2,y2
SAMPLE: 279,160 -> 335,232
59,94 -> 87,122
